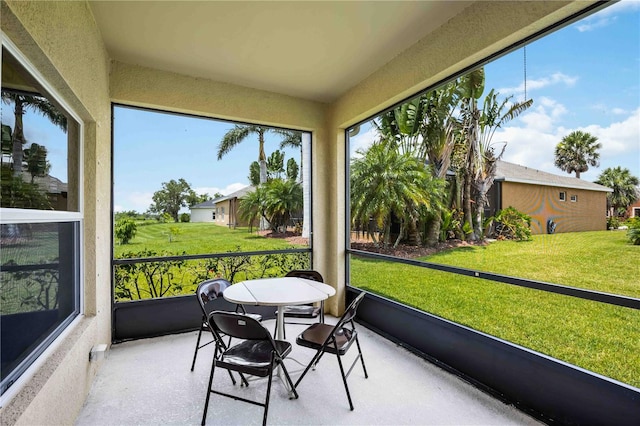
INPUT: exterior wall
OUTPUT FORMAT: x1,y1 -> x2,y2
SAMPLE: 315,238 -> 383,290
191,208 -> 214,223
1,1 -> 112,425
501,182 -> 608,234
214,200 -> 231,226
626,199 -> 640,218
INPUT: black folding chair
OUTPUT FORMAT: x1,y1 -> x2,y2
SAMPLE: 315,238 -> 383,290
202,311 -> 299,426
191,278 -> 262,372
294,291 -> 368,410
274,270 -> 324,339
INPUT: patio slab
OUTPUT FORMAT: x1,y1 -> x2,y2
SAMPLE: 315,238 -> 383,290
75,318 -> 541,425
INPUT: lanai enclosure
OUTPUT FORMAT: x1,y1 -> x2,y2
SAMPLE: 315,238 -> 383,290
2,1 -> 638,425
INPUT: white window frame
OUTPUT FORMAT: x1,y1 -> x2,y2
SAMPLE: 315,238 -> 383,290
570,195 -> 578,202
559,191 -> 566,201
0,32 -> 84,401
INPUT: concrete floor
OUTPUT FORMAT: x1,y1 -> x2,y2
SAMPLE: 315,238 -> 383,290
76,318 -> 541,425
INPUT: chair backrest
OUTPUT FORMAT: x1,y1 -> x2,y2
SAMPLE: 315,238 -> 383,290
334,291 -> 366,330
209,311 -> 272,342
285,269 -> 324,283
196,278 -> 232,317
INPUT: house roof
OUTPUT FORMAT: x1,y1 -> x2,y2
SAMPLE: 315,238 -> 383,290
495,161 -> 612,193
22,172 -> 67,194
191,186 -> 255,209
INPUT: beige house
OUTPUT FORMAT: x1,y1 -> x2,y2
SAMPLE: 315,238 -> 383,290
0,2 -> 615,425
190,186 -> 254,228
489,161 -> 612,234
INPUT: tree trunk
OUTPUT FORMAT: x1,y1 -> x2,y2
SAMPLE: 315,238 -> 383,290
405,218 -> 421,246
12,99 -> 25,178
473,192 -> 485,240
463,171 -> 475,241
425,217 -> 441,247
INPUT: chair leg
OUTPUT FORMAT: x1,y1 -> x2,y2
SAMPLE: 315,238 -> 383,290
355,336 -> 369,378
202,356 -> 218,425
191,326 -> 204,371
335,352 -> 354,411
278,359 -> 299,400
262,361 -> 275,426
294,348 -> 325,388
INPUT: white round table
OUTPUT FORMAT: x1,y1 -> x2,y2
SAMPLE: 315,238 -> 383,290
223,276 -> 336,340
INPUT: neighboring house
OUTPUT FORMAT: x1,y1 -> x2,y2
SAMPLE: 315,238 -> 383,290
32,173 -> 68,211
487,161 -> 612,234
626,195 -> 640,219
190,186 -> 255,227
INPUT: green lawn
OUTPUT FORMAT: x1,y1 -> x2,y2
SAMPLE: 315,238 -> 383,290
350,231 -> 640,388
114,222 -> 307,258
425,230 -> 640,298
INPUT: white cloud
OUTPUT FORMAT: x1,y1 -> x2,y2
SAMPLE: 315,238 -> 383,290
519,97 -> 567,132
611,107 -> 628,115
193,182 -> 248,198
498,107 -> 640,181
498,73 -> 578,97
576,16 -> 615,32
349,125 -> 377,156
582,108 -> 640,156
122,191 -> 154,213
574,0 -> 639,32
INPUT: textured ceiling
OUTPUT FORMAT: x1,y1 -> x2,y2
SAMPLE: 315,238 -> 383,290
90,1 -> 472,103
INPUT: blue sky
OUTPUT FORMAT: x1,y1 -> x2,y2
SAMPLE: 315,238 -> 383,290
351,1 -> 639,184
113,108 -> 301,212
4,2 -> 638,214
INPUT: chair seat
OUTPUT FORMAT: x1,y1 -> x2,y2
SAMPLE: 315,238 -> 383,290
282,305 -> 320,318
296,323 -> 356,355
219,340 -> 292,377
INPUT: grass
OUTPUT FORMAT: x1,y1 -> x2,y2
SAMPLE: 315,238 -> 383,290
350,231 -> 640,388
114,221 -> 307,258
425,230 -> 640,298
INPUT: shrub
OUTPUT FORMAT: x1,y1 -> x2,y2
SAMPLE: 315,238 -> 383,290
493,206 -> 532,241
180,213 -> 190,223
115,218 -> 137,245
626,217 -> 640,245
607,216 -> 621,230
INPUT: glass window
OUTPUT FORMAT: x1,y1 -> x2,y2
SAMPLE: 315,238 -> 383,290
346,3 -> 639,388
113,105 -> 313,301
1,49 -> 79,212
1,41 -> 82,396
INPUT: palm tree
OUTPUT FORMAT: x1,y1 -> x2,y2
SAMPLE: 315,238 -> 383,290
1,91 -> 67,177
554,130 -> 601,179
23,142 -> 51,183
218,125 -> 301,230
263,178 -> 302,232
595,167 -> 640,217
470,90 -> 532,239
239,186 -> 266,232
350,140 -> 444,247
456,68 -> 486,241
456,71 -> 532,241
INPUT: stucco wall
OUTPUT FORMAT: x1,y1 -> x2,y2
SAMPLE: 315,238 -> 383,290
1,1 -> 112,425
502,182 -> 608,234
